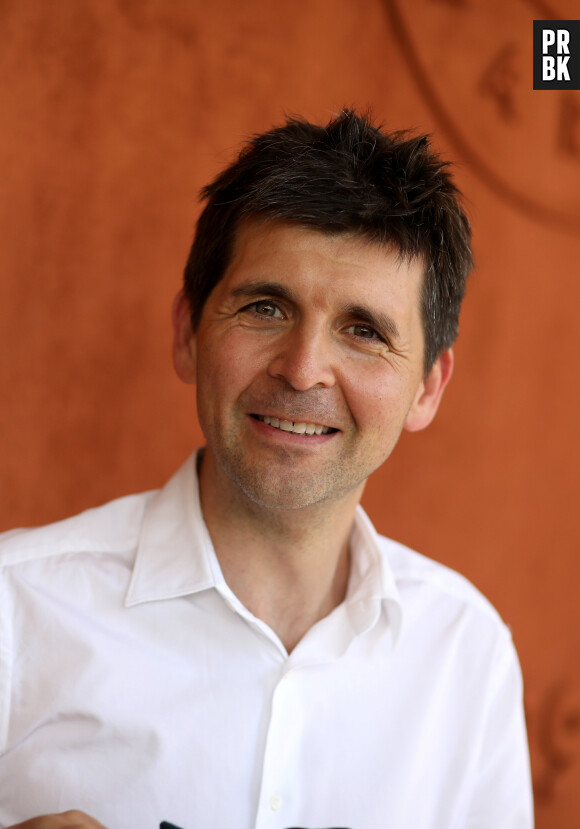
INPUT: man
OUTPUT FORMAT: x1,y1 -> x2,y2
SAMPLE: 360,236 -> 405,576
0,110 -> 533,828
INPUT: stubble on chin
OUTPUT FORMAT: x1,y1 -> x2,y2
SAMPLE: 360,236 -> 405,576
208,430 -> 380,514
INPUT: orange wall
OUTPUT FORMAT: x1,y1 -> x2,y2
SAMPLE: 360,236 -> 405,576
1,1 -> 579,824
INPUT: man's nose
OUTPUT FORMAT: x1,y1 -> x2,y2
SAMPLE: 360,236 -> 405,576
266,325 -> 336,391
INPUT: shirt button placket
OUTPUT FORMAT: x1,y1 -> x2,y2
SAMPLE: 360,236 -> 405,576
255,668 -> 298,829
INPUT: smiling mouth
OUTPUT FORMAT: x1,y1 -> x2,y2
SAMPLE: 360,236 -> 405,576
253,414 -> 337,436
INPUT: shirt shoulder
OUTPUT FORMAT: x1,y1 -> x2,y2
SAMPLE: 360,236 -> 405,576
377,533 -> 506,629
0,489 -> 158,569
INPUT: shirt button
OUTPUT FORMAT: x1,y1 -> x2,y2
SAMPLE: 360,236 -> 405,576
270,794 -> 282,811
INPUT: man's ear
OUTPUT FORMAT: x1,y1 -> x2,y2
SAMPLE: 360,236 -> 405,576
404,348 -> 454,433
171,289 -> 197,385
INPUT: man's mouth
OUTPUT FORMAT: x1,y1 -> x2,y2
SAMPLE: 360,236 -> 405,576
253,414 -> 337,436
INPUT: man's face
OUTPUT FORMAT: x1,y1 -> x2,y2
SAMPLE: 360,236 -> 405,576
174,220 -> 452,512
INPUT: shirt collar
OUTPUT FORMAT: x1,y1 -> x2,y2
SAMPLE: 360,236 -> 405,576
125,453 -> 217,606
125,451 -> 403,647
348,505 -> 403,646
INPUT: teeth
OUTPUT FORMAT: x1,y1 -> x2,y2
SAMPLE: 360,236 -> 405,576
259,415 -> 332,436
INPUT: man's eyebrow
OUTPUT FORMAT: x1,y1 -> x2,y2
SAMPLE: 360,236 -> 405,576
230,281 -> 297,303
344,304 -> 401,342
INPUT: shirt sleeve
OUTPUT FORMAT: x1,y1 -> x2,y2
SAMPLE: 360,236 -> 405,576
466,630 -> 535,828
0,568 -> 14,755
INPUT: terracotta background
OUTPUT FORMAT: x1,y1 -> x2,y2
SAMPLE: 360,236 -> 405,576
1,0 -> 579,825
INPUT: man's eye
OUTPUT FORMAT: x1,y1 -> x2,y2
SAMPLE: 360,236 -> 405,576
348,324 -> 381,341
246,301 -> 283,318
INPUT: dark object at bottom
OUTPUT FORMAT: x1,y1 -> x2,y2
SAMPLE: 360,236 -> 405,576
161,823 -> 352,829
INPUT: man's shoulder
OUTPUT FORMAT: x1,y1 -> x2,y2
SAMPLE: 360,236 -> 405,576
377,532 -> 506,629
0,489 -> 158,569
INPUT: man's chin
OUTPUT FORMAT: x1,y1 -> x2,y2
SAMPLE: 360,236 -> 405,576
218,457 -> 365,514
229,473 -> 328,511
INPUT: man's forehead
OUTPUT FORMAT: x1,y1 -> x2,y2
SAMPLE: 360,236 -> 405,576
227,216 -> 426,278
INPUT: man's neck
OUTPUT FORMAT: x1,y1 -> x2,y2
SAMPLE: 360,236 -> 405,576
198,450 -> 362,653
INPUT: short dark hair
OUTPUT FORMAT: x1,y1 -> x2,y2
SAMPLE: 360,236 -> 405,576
183,109 -> 473,373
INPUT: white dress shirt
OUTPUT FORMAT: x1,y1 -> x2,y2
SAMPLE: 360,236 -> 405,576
0,453 -> 533,829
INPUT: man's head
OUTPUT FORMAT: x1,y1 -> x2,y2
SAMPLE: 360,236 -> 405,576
183,108 -> 473,374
